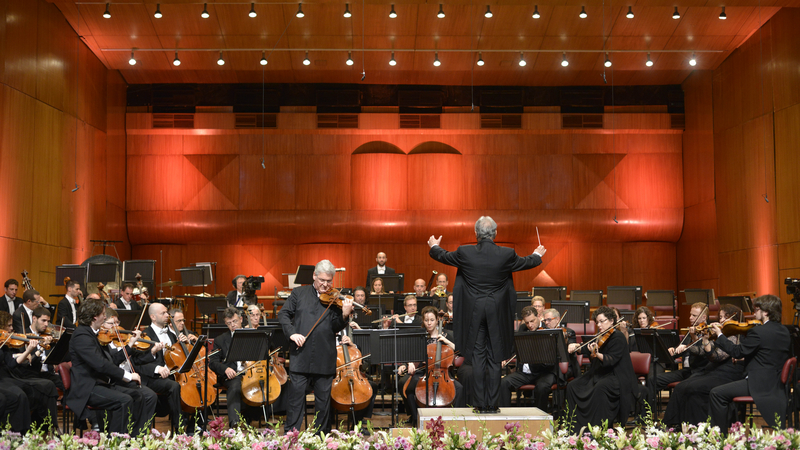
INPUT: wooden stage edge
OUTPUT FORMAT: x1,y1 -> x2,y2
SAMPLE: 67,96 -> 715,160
393,407 -> 553,439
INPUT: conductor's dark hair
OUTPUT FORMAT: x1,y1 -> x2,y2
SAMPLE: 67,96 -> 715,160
232,275 -> 246,288
223,306 -> 242,320
754,294 -> 782,322
593,306 -> 616,323
4,279 -> 18,289
78,298 -> 106,327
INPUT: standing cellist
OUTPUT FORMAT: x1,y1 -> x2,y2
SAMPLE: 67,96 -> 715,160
277,260 -> 353,434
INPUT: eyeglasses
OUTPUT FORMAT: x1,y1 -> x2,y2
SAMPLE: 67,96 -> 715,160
596,318 -> 610,325
317,278 -> 334,286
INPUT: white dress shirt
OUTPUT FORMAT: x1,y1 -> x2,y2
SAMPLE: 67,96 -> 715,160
4,295 -> 16,315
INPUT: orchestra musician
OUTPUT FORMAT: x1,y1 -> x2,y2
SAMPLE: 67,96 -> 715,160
428,216 -> 544,413
530,296 -> 545,320
65,297 -> 156,436
635,306 -> 656,329
430,273 -> 450,298
113,283 -> 142,311
168,308 -> 198,343
662,304 -> 745,427
709,295 -> 791,432
660,303 -> 710,391
133,303 -> 186,431
0,310 -> 32,433
1,279 -> 21,315
366,252 -> 395,288
56,279 -> 82,328
209,307 -> 248,427
246,304 -> 263,329
277,260 -> 353,433
565,306 -> 637,430
13,306 -> 65,391
12,289 -> 44,334
371,277 -> 392,296
413,279 -> 427,297
390,295 -> 421,327
396,306 -> 465,425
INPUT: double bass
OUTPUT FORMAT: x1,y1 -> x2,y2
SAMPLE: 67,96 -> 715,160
330,323 -> 373,412
414,313 -> 456,407
165,315 -> 218,412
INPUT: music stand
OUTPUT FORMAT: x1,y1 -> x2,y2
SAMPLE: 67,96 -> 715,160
514,330 -> 570,408
634,328 -> 678,413
682,288 -> 715,306
195,297 -> 227,327
532,286 -> 567,302
87,262 -> 119,284
607,286 -> 643,309
202,324 -> 230,340
718,296 -> 753,313
122,260 -> 155,296
55,265 -> 87,293
44,329 -> 72,366
226,329 -> 271,362
294,265 -> 315,285
354,305 -> 383,329
618,310 -> 635,325
352,330 -> 373,362
552,300 -> 590,333
379,329 -> 427,427
369,295 -> 395,314
570,290 -> 604,307
646,290 -> 676,317
374,274 -> 404,293
117,310 -> 151,329
415,297 -> 435,311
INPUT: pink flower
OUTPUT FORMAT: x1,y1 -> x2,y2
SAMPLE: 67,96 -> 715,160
328,442 -> 340,450
535,441 -> 546,450
568,437 -> 577,446
646,437 -> 659,448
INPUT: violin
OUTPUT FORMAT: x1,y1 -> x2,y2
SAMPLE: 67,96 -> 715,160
331,323 -> 373,412
165,315 -> 218,412
414,313 -> 456,407
0,330 -> 43,349
319,289 -> 372,315
97,326 -> 161,350
591,325 -> 616,358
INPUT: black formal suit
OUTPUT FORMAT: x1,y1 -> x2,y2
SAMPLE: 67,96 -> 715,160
366,266 -> 395,289
1,346 -> 58,430
56,296 -> 78,328
429,240 -> 541,409
12,305 -> 34,334
209,330 -> 246,426
134,325 -> 182,430
710,320 -> 791,430
278,284 -> 347,433
66,325 -> 157,435
112,298 -> 142,311
0,295 -> 21,315
12,326 -> 65,391
0,383 -> 30,432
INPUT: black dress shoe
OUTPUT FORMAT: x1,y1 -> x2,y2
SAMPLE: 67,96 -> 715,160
484,407 -> 500,414
472,406 -> 485,414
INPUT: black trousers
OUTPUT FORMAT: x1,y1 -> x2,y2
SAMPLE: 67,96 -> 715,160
86,383 -> 157,436
6,377 -> 58,430
0,384 -> 31,432
284,372 -> 334,433
143,376 -> 182,431
402,373 -> 465,425
471,300 -> 501,409
222,376 -> 244,427
499,369 -> 555,411
710,379 -> 754,432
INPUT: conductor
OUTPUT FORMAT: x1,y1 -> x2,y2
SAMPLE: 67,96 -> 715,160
428,216 -> 545,413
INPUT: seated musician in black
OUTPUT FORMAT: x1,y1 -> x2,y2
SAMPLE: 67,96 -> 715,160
660,303 -> 710,389
209,307 -> 248,427
13,306 -> 65,391
709,295 -> 791,432
396,306 -> 465,426
500,307 -> 578,411
0,310 -> 32,433
168,308 -> 198,343
565,306 -> 637,431
662,304 -> 745,426
65,297 -> 156,436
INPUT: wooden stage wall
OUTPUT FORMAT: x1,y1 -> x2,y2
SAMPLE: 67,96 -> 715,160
679,7 -> 800,323
126,113 -> 684,308
0,0 -> 129,303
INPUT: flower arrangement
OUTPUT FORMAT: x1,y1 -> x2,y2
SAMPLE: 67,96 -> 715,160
0,417 -> 798,450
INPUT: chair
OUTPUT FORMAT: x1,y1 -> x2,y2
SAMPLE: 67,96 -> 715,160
629,351 -> 652,420
566,322 -> 596,335
732,356 -> 797,428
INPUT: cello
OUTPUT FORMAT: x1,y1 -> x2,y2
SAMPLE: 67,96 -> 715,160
414,313 -> 456,407
330,322 -> 373,412
165,315 -> 218,412
241,348 -> 282,407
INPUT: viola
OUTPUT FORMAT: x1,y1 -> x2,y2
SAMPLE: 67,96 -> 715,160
414,314 -> 455,407
331,326 -> 373,412
165,315 -> 218,412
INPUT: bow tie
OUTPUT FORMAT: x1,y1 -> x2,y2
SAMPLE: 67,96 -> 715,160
159,328 -> 169,335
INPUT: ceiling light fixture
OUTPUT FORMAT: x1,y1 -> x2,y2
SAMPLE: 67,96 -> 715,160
296,3 -> 304,18
103,3 -> 111,19
437,4 -> 445,18
532,5 -> 540,19
389,52 -> 396,66
561,52 -> 569,67
626,6 -> 634,19
719,6 -> 726,20
518,52 -> 526,66
128,50 -> 136,65
344,3 -> 351,18
346,51 -> 354,66
604,53 -> 612,67
173,51 -> 180,66
389,4 -> 397,18
433,52 -> 441,66
154,3 -> 162,19
646,52 -> 654,67
201,3 -> 209,18
303,51 -> 311,65
485,5 -> 493,18
672,7 -> 680,19
260,50 -> 268,65
689,52 -> 697,66
249,3 -> 257,17
579,6 -> 587,18
477,52 -> 484,66
217,51 -> 225,65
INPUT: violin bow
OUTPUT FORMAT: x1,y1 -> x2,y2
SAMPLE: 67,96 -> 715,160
134,300 -> 149,331
556,310 -> 568,327
571,321 -> 624,353
111,326 -> 140,387
336,353 -> 371,370
676,306 -> 709,348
